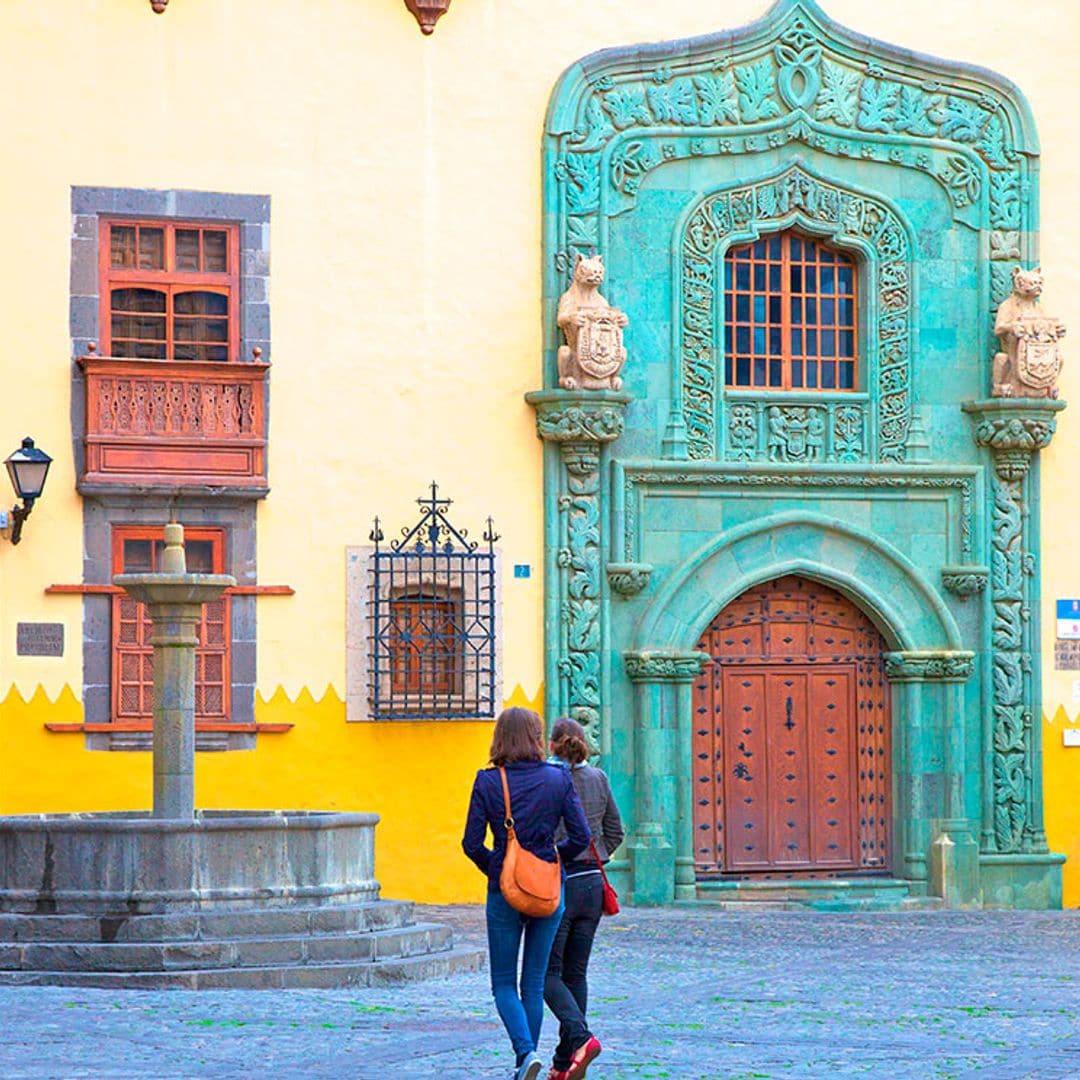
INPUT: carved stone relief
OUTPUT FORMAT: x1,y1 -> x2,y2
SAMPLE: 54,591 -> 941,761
557,255 -> 629,392
992,267 -> 1066,399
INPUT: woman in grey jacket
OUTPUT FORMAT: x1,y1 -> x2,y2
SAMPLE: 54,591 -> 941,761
543,717 -> 625,1080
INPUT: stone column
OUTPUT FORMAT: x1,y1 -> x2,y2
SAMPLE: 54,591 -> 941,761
525,389 -> 630,755
963,399 -> 1065,856
885,650 -> 978,906
115,523 -> 235,820
623,650 -> 710,905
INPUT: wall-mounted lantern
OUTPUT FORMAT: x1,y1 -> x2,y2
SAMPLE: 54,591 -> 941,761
404,0 -> 452,35
5,437 -> 52,545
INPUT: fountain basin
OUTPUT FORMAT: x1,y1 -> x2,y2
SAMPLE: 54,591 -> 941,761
0,811 -> 379,915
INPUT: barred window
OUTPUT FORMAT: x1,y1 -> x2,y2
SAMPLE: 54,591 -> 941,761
367,485 -> 498,719
724,230 -> 858,391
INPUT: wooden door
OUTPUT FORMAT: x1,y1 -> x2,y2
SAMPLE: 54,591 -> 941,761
692,576 -> 890,877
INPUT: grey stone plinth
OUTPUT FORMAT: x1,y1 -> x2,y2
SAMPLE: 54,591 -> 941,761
0,811 -> 379,915
0,812 -> 485,987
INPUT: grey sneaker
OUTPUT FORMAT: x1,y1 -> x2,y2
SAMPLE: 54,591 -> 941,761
515,1053 -> 543,1080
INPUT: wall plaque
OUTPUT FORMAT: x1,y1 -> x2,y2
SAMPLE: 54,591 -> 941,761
1054,639 -> 1080,670
16,622 -> 64,658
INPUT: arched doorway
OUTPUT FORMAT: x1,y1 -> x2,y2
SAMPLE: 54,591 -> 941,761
692,575 -> 891,879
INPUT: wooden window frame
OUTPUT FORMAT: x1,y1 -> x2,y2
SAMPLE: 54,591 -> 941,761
387,593 -> 462,698
99,219 -> 241,362
724,230 -> 859,393
110,526 -> 231,724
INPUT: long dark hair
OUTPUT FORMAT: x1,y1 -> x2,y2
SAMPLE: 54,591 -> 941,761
549,716 -> 591,766
489,707 -> 546,767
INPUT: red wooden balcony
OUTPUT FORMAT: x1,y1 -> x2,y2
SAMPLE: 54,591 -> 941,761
78,350 -> 269,494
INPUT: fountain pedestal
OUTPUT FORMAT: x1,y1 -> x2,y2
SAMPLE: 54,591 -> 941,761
115,523 -> 234,820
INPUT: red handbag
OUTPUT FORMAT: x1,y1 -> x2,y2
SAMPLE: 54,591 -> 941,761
590,839 -> 620,916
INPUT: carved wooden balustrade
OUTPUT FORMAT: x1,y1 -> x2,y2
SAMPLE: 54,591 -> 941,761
79,349 -> 269,494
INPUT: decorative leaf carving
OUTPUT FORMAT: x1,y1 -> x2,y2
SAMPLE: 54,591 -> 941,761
940,96 -> 989,142
989,170 -> 1021,229
694,72 -> 739,125
735,58 -> 781,122
857,78 -> 898,132
611,142 -> 653,194
891,85 -> 944,136
602,85 -> 652,130
570,96 -> 615,152
566,215 -> 598,249
815,61 -> 860,127
939,154 -> 981,208
646,79 -> 699,124
561,154 -> 600,216
977,114 -> 1012,170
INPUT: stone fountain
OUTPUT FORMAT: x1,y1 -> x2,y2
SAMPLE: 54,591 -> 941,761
0,524 -> 482,987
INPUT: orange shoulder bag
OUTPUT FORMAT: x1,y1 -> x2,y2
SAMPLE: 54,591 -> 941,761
498,767 -> 562,917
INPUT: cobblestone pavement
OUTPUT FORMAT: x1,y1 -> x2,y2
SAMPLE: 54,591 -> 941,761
2,905 -> 1079,1080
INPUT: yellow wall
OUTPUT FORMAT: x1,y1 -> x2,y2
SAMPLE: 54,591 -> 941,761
0,0 -> 1079,904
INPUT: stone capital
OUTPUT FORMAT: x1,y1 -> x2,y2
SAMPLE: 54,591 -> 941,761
884,650 -> 975,683
624,649 -> 711,682
525,389 -> 632,444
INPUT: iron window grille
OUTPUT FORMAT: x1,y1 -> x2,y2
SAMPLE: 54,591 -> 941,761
368,484 -> 498,719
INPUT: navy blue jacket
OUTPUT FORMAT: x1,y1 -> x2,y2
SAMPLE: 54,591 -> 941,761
462,760 -> 591,893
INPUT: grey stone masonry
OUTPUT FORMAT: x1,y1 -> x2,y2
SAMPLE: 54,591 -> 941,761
0,811 -> 484,990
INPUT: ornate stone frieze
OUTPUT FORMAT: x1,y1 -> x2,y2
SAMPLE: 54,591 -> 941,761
964,398 -> 1066,853
606,562 -> 653,598
992,267 -> 1065,399
679,167 -> 910,461
557,255 -> 629,392
624,650 -> 711,682
884,651 -> 975,682
726,398 -> 868,463
941,565 -> 989,596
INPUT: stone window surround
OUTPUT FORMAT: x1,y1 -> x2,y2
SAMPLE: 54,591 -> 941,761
70,186 -> 270,751
345,546 -> 504,723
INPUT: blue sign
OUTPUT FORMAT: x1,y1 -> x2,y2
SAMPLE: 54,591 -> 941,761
513,564 -> 531,579
1056,600 -> 1080,640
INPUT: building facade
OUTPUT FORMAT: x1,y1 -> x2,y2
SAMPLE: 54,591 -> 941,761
0,0 -> 1076,908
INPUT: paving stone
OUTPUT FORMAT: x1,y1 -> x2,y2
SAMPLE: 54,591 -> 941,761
0,905 -> 1077,1078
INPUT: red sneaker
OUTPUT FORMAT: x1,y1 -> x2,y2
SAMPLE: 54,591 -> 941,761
546,1069 -> 569,1080
566,1037 -> 602,1080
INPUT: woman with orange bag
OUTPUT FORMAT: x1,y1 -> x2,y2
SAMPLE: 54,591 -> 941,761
462,707 -> 591,1080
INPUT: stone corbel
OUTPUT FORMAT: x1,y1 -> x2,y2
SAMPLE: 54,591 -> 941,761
606,562 -> 653,599
941,566 -> 989,597
883,650 -> 975,682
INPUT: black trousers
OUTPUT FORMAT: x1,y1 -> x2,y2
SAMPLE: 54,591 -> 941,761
543,872 -> 604,1069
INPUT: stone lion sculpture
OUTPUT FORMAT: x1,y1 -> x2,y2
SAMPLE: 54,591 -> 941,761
557,253 -> 629,391
992,266 -> 1065,398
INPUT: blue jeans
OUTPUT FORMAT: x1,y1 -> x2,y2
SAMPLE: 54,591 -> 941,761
486,889 -> 566,1065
